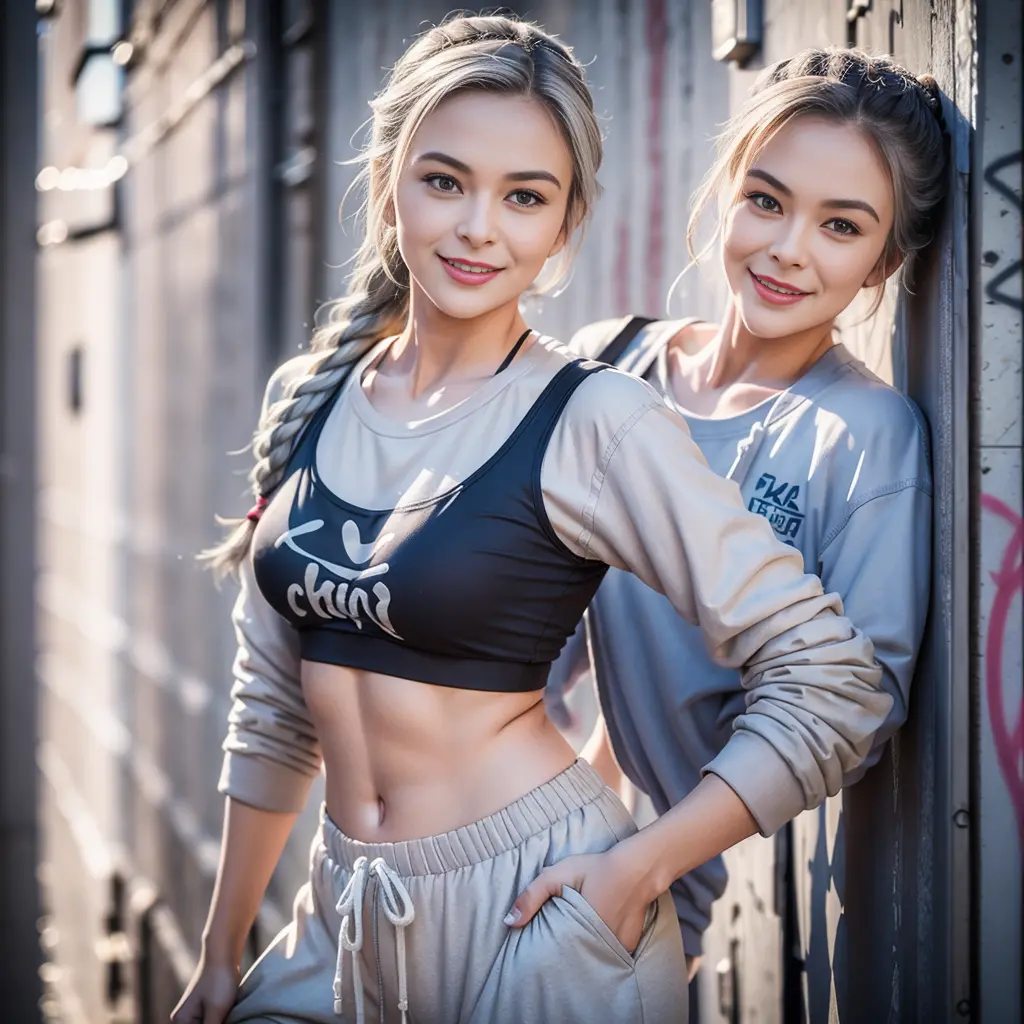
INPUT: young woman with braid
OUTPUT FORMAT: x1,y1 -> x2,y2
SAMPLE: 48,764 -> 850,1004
173,20 -> 892,1024
548,48 -> 948,978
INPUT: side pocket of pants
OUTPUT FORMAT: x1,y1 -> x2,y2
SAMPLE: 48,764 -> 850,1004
631,891 -> 690,1024
557,884 -> 657,966
467,886 -> 644,1024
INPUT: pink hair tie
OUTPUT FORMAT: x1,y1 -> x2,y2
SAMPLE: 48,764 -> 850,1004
246,495 -> 270,524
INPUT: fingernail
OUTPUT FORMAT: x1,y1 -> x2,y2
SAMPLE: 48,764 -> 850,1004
503,908 -> 521,926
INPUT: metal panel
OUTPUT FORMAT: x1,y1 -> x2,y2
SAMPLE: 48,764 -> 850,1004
119,0 -> 269,1001
974,1 -> 1023,1019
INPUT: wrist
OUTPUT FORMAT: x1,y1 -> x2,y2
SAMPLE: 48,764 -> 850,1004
200,929 -> 245,968
609,830 -> 675,905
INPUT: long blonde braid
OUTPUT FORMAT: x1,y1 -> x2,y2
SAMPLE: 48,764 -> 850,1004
200,250 -> 408,577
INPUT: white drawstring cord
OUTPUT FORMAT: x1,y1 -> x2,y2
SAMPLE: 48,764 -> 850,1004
333,855 -> 416,1023
370,858 -> 416,1024
335,856 -> 368,1022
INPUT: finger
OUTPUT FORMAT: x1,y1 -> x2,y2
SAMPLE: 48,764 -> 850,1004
686,955 -> 702,982
504,866 -> 567,928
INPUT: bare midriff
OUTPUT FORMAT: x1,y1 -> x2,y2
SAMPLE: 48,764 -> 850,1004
302,660 -> 577,843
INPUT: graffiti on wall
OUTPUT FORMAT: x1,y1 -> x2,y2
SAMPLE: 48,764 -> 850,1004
983,151 -> 1023,311
980,143 -> 1023,850
981,492 -> 1024,851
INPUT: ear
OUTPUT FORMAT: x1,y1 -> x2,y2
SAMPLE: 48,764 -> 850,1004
863,251 -> 904,289
382,196 -> 397,228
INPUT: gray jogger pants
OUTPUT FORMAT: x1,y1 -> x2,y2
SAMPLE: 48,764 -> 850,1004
228,759 -> 689,1023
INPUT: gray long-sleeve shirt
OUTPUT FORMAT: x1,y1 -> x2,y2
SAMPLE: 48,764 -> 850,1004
219,333 -> 892,904
546,319 -> 932,955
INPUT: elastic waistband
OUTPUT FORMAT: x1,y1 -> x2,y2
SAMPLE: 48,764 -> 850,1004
320,759 -> 609,876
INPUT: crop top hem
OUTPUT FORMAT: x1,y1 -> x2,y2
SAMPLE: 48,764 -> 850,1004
300,631 -> 549,692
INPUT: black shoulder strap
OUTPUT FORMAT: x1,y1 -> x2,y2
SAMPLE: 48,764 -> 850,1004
524,358 -> 607,458
597,316 -> 656,367
529,359 -> 610,516
535,358 -> 608,430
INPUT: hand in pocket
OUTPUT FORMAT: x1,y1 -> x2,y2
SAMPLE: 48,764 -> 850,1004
505,848 -> 656,955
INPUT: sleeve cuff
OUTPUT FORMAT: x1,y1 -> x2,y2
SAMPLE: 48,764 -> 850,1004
218,751 -> 317,814
702,730 -> 807,837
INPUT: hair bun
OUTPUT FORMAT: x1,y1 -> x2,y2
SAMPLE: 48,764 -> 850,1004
917,74 -> 948,135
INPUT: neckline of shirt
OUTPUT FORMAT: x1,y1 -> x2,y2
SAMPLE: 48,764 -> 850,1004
650,327 -> 852,439
344,333 -> 558,439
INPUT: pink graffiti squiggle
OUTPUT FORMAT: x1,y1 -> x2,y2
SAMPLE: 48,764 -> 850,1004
980,493 -> 1024,851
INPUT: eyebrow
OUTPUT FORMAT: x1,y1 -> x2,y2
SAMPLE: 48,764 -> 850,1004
416,151 -> 563,189
746,168 -> 880,223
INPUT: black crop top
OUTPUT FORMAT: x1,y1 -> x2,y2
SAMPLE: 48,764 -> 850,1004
251,359 -> 611,692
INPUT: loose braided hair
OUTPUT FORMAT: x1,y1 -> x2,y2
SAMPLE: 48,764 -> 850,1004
687,48 -> 949,304
201,14 -> 602,577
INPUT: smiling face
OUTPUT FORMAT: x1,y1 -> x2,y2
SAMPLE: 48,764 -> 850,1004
392,90 -> 574,323
721,115 -> 897,339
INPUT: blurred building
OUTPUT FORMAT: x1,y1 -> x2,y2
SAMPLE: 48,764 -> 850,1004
23,0 -> 1021,1022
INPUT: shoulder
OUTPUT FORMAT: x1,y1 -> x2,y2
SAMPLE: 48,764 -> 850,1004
529,333 -> 678,441
819,354 -> 930,455
802,353 -> 932,496
562,361 -> 671,443
517,336 -> 666,440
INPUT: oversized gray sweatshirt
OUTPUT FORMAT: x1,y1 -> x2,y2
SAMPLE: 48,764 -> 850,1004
546,319 -> 932,956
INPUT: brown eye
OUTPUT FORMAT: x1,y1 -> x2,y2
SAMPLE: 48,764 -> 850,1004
746,191 -> 781,214
509,189 -> 543,208
425,173 -> 460,194
825,217 -> 860,236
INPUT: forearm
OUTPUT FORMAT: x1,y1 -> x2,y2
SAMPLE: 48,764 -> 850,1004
616,774 -> 757,902
201,797 -> 298,965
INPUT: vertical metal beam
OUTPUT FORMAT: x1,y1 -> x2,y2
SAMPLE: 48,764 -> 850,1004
973,0 -> 1023,1019
843,2 -> 977,1018
0,0 -> 41,1016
